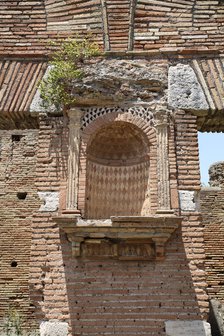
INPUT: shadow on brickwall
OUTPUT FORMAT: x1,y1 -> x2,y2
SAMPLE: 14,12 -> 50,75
60,225 -> 208,336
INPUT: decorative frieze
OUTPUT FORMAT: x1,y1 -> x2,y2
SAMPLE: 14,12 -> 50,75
81,239 -> 155,261
81,105 -> 172,130
81,105 -> 154,129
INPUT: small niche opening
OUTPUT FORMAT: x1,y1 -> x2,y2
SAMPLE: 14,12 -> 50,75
17,192 -> 27,200
12,134 -> 23,142
11,261 -> 18,267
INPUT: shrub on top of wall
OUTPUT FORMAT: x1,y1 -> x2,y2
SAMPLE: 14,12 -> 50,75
39,36 -> 101,112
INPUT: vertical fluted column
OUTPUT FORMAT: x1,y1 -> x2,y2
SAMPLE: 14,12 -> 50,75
155,113 -> 172,212
66,108 -> 83,213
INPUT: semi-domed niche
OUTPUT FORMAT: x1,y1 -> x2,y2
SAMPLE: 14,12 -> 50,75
85,121 -> 151,219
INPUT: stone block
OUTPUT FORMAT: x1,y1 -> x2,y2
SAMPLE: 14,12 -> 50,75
168,64 -> 209,112
38,192 -> 59,212
40,321 -> 68,336
165,320 -> 211,336
179,190 -> 197,211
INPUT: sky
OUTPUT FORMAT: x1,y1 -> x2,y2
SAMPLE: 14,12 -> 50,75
198,132 -> 224,185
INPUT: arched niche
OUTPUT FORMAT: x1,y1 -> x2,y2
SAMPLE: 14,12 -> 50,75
85,121 -> 151,219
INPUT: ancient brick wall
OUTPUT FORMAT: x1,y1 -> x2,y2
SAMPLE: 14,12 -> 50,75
0,130 -> 40,332
1,0 -> 224,54
0,0 -> 47,55
30,115 -> 71,324
201,162 -> 224,303
0,1 -> 223,335
175,110 -> 209,314
27,110 -> 209,336
175,110 -> 201,191
61,235 -> 205,336
133,0 -> 224,52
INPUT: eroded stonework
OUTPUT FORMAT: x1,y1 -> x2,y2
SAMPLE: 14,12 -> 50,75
168,64 -> 209,113
71,59 -> 167,105
179,190 -> 197,212
165,320 -> 211,336
38,192 -> 59,212
40,321 -> 68,336
209,161 -> 224,187
30,59 -> 168,113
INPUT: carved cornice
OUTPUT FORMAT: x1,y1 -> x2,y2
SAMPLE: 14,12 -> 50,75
54,215 -> 181,261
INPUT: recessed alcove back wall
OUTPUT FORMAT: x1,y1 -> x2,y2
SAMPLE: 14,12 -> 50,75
85,121 -> 150,218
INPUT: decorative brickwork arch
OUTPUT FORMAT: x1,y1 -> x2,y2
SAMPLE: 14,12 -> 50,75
78,111 -> 158,218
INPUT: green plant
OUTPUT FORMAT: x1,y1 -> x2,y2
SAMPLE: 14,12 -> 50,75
39,36 -> 101,112
3,307 -> 39,336
4,308 -> 23,335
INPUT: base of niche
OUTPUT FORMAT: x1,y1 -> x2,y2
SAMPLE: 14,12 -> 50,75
54,215 -> 181,261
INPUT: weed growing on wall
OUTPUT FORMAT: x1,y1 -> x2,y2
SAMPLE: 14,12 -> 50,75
3,308 -> 23,336
39,36 -> 100,112
3,308 -> 39,336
